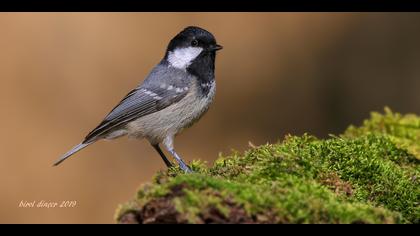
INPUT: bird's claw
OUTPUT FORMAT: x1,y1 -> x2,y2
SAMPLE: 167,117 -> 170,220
178,161 -> 193,173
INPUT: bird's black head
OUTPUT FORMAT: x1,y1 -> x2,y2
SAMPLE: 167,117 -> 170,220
166,26 -> 222,54
163,26 -> 222,72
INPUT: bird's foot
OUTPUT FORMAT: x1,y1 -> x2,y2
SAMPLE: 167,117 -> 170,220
177,160 -> 193,173
170,150 -> 193,173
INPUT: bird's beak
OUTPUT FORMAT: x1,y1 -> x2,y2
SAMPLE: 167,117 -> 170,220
210,44 -> 223,51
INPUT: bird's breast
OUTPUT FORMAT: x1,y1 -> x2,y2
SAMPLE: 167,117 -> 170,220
162,79 -> 216,130
126,80 -> 215,143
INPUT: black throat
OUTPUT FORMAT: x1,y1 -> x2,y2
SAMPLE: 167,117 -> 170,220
187,51 -> 216,96
187,51 -> 216,81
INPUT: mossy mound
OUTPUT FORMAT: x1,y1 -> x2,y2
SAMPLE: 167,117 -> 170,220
116,108 -> 419,224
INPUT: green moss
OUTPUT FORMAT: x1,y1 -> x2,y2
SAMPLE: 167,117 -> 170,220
345,107 -> 420,159
116,108 -> 420,224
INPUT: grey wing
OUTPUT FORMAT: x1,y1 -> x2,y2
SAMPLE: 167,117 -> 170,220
83,80 -> 189,143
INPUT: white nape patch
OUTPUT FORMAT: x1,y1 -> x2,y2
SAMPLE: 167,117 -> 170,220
167,46 -> 203,69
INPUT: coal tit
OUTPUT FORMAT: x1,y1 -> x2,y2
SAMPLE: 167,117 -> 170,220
54,26 -> 223,173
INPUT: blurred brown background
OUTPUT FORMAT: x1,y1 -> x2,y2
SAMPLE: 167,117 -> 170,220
0,13 -> 419,223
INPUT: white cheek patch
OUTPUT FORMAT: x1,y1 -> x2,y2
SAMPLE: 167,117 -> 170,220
168,47 -> 203,69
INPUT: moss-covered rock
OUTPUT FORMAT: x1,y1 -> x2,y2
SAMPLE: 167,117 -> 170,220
116,108 -> 420,224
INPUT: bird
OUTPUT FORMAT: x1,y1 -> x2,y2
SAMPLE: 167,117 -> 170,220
54,26 -> 222,173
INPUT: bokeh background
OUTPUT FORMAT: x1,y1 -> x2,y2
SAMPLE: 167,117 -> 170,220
1,13 -> 419,223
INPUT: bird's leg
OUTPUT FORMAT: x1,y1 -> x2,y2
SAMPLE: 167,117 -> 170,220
152,144 -> 173,168
163,137 -> 192,173
168,149 -> 192,173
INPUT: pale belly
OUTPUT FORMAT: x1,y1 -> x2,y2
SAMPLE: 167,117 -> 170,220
125,81 -> 215,144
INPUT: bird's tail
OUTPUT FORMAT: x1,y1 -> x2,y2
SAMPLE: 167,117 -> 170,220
53,142 -> 92,166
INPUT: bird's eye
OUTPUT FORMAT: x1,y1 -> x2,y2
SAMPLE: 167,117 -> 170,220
191,39 -> 199,47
